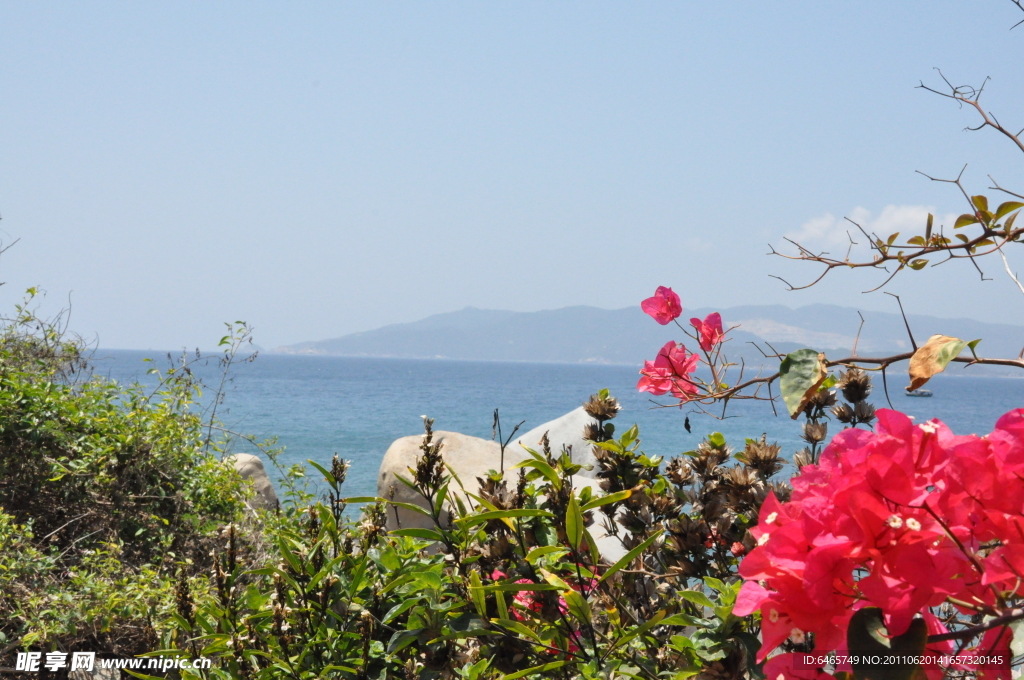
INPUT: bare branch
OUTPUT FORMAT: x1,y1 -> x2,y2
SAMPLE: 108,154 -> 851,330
885,292 -> 917,350
851,311 -> 865,356
988,174 -> 1024,199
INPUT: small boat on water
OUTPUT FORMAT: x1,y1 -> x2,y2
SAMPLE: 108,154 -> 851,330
906,388 -> 933,397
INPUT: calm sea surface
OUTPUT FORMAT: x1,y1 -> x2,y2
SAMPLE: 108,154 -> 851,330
92,350 -> 1024,500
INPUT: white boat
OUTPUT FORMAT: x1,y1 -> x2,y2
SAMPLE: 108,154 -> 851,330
906,388 -> 933,397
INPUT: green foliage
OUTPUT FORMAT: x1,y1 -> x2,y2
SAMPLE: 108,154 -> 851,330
162,394 -> 789,680
0,298 -> 255,658
779,349 -> 827,418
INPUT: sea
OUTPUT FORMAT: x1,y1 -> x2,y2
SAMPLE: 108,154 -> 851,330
91,350 -> 1024,502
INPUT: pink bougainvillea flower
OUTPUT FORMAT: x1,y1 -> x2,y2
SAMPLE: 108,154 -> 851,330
738,408 -> 1024,669
690,312 -> 724,351
640,286 -> 682,325
637,341 -> 699,400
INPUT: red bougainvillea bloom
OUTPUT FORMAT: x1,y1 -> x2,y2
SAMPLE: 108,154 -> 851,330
736,408 -> 1024,677
637,341 -> 699,400
691,312 -> 724,352
641,286 -> 682,325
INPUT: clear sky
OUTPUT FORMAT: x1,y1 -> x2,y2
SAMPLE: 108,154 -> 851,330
3,1 -> 1024,350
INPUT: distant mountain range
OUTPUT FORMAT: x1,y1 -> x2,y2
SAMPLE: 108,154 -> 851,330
272,304 -> 1024,376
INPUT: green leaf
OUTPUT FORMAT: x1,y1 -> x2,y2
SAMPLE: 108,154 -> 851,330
908,259 -> 928,270
1006,210 -> 1020,233
936,338 -> 973,367
562,588 -> 592,623
387,628 -> 425,654
411,572 -> 443,590
492,618 -> 545,644
307,459 -> 336,484
510,458 -> 562,489
678,590 -> 715,608
954,213 -> 979,229
389,528 -> 443,541
707,432 -> 726,448
847,608 -> 926,680
972,195 -> 989,213
607,610 -> 668,653
433,480 -> 450,518
995,201 -> 1024,220
484,582 -> 561,593
599,529 -> 664,583
779,349 -> 828,419
469,571 -> 487,617
501,661 -> 568,680
382,598 -> 422,624
581,489 -> 632,511
621,424 -> 639,449
566,493 -> 584,551
454,509 -> 554,527
526,546 -> 569,564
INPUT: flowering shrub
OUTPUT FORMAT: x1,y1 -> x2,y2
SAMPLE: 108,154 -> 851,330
734,408 -> 1024,678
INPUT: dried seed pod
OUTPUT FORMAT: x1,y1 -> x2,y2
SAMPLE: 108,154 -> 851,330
583,392 -> 621,421
792,448 -> 814,470
737,435 -> 784,479
665,457 -> 694,486
838,367 -> 872,404
831,402 -> 854,424
801,421 -> 828,445
854,400 -> 876,424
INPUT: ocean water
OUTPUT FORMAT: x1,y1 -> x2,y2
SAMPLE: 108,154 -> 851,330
91,350 -> 1024,500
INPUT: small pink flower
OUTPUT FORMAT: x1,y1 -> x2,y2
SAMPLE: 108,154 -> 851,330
637,341 -> 700,401
690,312 -> 724,352
641,286 -> 682,325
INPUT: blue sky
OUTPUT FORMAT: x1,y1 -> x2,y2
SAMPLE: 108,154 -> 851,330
3,1 -> 1024,349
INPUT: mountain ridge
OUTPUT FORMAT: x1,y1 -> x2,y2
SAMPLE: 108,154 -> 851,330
272,304 -> 1024,375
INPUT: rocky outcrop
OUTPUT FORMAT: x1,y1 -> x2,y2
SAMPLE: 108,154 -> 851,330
376,408 -> 628,562
228,453 -> 279,511
377,430 -> 532,531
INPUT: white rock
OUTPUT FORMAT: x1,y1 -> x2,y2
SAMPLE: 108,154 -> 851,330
227,453 -> 279,511
377,430 -> 530,532
376,409 -> 629,562
508,407 -> 602,478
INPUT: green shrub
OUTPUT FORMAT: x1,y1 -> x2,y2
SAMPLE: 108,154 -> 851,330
0,303 -> 256,658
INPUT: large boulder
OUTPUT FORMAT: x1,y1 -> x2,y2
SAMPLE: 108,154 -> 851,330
376,409 -> 628,562
377,430 -> 532,531
228,453 -> 279,511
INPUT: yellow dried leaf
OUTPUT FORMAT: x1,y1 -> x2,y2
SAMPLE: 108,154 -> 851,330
907,335 -> 968,391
